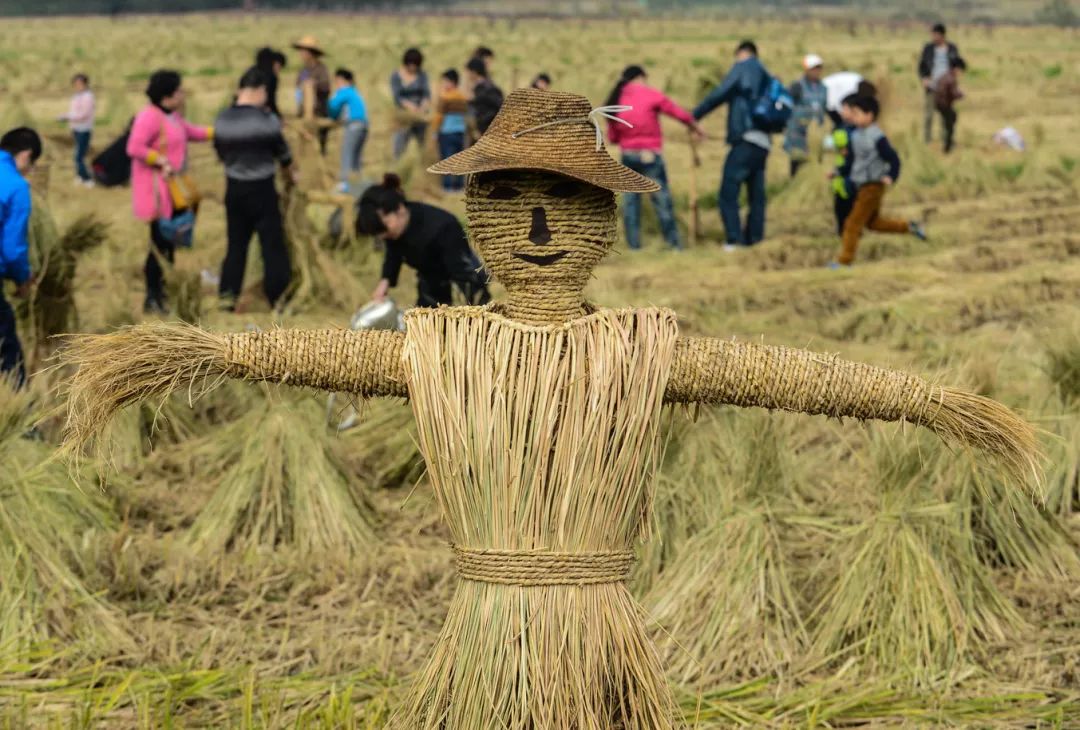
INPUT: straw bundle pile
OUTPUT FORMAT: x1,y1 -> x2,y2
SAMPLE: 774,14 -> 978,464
29,212 -> 109,346
807,437 -> 1023,681
280,186 -> 366,313
182,392 -> 378,568
337,398 -> 423,490
953,455 -> 1080,580
646,414 -> 808,685
0,379 -> 128,660
393,307 -> 680,729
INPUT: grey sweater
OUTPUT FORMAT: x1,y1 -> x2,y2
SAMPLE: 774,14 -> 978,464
213,105 -> 292,182
849,123 -> 901,187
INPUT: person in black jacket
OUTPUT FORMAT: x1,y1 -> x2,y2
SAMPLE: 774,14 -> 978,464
466,57 -> 504,139
255,47 -> 287,117
357,173 -> 490,307
213,67 -> 296,310
917,23 -> 961,144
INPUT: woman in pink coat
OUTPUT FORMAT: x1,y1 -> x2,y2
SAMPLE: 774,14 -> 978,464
606,65 -> 703,251
127,70 -> 212,314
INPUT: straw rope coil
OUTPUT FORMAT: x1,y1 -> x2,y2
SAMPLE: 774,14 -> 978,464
453,545 -> 636,586
666,336 -> 1041,486
60,323 -> 406,454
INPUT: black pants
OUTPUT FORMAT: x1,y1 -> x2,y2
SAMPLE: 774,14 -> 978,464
0,290 -> 25,388
834,193 -> 854,235
940,108 -> 958,153
145,216 -> 179,305
220,177 -> 291,307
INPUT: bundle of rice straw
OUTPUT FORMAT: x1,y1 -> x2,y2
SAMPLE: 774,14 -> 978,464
953,452 -> 1080,579
28,211 -> 108,347
807,436 -> 1023,682
337,398 -> 423,489
0,378 -> 129,661
182,391 -> 377,568
645,414 -> 808,685
279,186 -> 366,314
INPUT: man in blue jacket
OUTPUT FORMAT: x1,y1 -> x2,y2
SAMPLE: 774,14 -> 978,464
693,40 -> 772,250
0,127 -> 41,387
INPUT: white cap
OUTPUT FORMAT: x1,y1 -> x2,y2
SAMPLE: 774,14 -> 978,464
803,53 -> 824,70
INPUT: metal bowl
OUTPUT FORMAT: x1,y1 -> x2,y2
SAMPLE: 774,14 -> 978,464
350,298 -> 404,331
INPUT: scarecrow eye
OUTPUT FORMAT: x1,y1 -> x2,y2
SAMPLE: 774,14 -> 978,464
545,181 -> 581,199
487,185 -> 521,200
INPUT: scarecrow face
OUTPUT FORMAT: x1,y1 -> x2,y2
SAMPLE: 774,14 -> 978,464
466,171 -> 616,292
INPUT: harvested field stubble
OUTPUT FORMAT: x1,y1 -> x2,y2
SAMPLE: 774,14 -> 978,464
1,10 -> 1078,728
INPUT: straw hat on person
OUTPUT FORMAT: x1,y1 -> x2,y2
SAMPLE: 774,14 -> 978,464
429,88 -> 659,193
291,35 -> 326,56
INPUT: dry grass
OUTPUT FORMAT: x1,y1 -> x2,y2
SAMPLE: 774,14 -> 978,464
0,10 -> 1076,727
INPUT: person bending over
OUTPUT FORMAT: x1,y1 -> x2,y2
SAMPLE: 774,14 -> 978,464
357,173 -> 490,307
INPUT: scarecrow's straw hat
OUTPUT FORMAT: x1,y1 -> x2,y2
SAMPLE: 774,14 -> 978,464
291,35 -> 326,56
429,88 -> 659,193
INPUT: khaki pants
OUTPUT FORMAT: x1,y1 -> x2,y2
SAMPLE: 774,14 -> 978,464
839,183 -> 909,265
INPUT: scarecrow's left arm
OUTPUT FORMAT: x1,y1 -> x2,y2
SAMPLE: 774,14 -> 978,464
61,322 -> 406,456
665,336 -> 1039,483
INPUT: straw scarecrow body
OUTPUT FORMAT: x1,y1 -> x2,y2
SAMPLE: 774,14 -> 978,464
63,90 -> 1038,729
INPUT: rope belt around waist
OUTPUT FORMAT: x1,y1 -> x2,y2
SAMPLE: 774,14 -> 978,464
452,545 -> 636,586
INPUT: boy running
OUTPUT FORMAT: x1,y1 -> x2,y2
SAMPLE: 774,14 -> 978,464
830,97 -> 925,268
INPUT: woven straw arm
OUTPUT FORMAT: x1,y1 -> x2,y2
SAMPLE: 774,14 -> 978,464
666,336 -> 1040,484
62,323 -> 405,454
223,327 -> 406,395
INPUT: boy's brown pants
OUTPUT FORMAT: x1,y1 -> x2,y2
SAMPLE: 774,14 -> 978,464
838,182 -> 909,264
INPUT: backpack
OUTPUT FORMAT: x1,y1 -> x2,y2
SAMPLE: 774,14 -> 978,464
91,118 -> 133,187
750,75 -> 794,134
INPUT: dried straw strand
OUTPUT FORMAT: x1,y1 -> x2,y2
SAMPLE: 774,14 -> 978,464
666,336 -> 1041,487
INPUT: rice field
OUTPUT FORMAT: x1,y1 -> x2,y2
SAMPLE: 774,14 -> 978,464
0,10 -> 1078,728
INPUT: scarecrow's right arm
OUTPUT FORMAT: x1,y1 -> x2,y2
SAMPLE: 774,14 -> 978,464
665,335 -> 1039,485
62,323 -> 406,452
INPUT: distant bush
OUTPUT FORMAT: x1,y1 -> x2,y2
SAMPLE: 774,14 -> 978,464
1036,0 -> 1079,27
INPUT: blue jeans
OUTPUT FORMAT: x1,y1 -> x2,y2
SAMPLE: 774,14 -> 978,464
437,132 -> 466,191
719,141 -> 768,245
0,290 -> 25,388
620,151 -> 681,250
73,130 -> 92,181
339,122 -> 367,184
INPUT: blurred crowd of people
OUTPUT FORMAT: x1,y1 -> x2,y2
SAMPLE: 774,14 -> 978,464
0,21 -> 973,386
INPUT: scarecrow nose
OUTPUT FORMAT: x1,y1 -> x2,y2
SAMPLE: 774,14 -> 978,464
529,207 -> 552,245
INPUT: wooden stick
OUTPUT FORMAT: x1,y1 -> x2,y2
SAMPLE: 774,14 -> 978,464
687,132 -> 701,247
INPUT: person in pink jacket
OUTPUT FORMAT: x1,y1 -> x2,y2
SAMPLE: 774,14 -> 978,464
606,65 -> 703,251
127,69 -> 212,314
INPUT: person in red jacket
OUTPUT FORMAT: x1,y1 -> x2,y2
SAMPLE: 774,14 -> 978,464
606,65 -> 703,251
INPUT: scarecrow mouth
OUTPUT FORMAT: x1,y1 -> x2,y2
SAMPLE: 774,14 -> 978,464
512,251 -> 569,266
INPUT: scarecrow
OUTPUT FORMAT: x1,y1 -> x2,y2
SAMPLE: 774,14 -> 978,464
63,89 -> 1038,729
